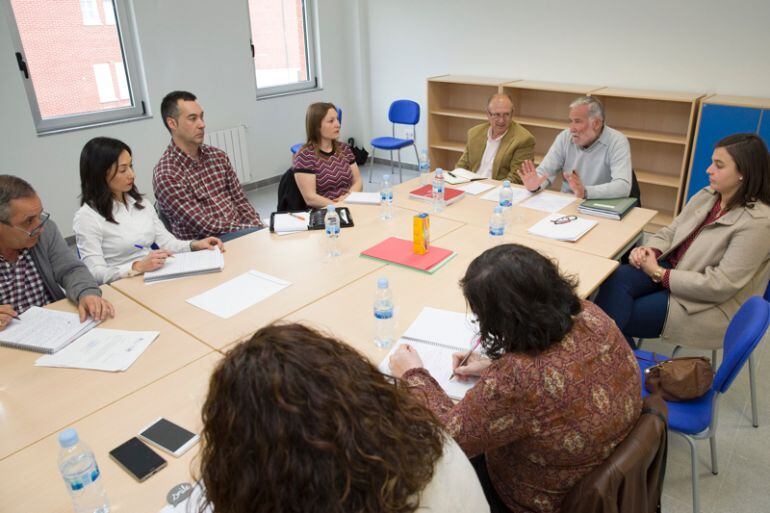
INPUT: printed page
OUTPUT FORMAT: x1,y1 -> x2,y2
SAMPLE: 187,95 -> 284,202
520,192 -> 576,213
36,329 -> 159,372
455,182 -> 495,195
0,307 -> 97,352
144,247 -> 224,281
186,270 -> 292,319
527,214 -> 598,242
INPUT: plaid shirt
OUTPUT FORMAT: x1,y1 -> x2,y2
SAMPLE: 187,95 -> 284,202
153,141 -> 262,240
0,248 -> 52,313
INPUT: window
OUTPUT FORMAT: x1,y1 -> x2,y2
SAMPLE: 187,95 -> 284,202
247,0 -> 319,98
4,0 -> 149,134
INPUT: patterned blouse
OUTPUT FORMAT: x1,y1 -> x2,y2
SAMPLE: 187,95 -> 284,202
402,301 -> 642,513
293,143 -> 355,201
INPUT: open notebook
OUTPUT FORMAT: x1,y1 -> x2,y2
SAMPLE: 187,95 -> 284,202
0,306 -> 99,354
144,247 -> 224,283
379,307 -> 481,400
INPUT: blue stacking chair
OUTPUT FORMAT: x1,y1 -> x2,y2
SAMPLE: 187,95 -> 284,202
291,107 -> 342,155
369,100 -> 420,183
634,296 -> 770,513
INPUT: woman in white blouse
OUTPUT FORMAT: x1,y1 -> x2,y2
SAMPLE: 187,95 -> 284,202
73,137 -> 222,284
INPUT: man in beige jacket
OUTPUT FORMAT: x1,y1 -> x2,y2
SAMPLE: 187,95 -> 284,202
455,94 -> 535,184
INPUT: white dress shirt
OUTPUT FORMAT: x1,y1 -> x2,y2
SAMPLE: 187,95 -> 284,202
73,196 -> 192,284
475,127 -> 507,179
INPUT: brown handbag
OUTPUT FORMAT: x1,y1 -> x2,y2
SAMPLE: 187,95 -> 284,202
642,355 -> 715,402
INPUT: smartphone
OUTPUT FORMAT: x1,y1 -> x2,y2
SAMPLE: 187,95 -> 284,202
138,417 -> 199,457
109,437 -> 167,482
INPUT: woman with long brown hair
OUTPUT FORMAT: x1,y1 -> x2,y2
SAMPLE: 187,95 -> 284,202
196,323 -> 489,513
293,102 -> 362,207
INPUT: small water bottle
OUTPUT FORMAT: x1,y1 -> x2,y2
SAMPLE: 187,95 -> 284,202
489,205 -> 505,242
58,428 -> 110,513
324,205 -> 341,258
499,180 -> 514,225
418,150 -> 431,185
380,173 -> 393,220
432,168 -> 446,213
374,277 -> 395,348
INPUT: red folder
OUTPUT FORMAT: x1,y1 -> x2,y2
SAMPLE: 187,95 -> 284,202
409,184 -> 465,205
361,237 -> 454,273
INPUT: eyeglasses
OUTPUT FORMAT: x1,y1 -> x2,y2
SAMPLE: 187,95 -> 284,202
487,111 -> 513,120
2,211 -> 50,238
550,215 -> 577,225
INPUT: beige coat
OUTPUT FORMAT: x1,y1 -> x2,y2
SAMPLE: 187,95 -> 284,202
646,188 -> 770,349
455,122 -> 535,184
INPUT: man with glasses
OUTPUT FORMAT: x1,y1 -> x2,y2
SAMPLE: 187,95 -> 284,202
0,175 -> 114,330
518,96 -> 632,199
455,93 -> 535,183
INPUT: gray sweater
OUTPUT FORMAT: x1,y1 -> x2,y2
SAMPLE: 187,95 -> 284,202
29,219 -> 101,303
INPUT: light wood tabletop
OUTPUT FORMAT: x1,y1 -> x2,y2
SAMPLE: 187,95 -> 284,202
110,208 -> 464,349
0,286 -> 212,461
391,177 -> 656,259
0,352 -> 220,513
283,223 -> 618,364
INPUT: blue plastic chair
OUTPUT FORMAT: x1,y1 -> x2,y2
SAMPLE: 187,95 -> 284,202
291,107 -> 342,155
369,100 -> 420,183
634,296 -> 770,513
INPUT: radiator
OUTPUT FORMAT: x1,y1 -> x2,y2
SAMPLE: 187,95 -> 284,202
203,125 -> 252,183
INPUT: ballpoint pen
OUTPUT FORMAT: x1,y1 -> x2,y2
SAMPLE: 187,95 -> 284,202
449,336 -> 482,381
289,213 -> 306,221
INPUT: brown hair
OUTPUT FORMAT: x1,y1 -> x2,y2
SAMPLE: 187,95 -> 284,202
198,323 -> 445,513
715,133 -> 770,211
303,102 -> 339,155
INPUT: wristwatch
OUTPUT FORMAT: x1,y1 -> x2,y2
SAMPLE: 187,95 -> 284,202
651,267 -> 664,283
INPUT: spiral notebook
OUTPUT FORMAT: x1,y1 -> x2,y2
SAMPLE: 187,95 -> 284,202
379,307 -> 481,399
0,306 -> 99,354
144,247 -> 224,282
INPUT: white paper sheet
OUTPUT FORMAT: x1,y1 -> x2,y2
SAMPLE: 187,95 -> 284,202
35,329 -> 159,372
455,182 -> 495,195
272,212 -> 310,233
480,186 -> 533,205
520,192 -> 576,213
186,270 -> 292,319
344,192 -> 381,205
144,247 -> 224,282
527,213 -> 598,242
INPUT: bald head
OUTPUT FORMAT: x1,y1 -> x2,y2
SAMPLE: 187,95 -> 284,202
486,94 -> 515,138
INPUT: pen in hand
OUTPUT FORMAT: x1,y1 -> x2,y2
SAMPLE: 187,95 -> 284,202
449,337 -> 482,381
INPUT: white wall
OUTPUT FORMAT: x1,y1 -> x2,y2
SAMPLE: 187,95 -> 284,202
363,0 -> 770,165
0,0 -> 362,236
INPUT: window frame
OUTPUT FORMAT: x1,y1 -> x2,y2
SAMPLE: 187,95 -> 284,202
3,0 -> 151,135
247,0 -> 321,100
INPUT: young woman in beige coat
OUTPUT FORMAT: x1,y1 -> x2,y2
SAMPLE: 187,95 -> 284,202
596,133 -> 770,349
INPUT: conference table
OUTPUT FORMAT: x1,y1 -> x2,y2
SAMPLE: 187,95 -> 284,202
1,175 -> 653,512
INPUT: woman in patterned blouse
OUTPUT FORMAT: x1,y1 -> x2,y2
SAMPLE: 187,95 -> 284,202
389,244 -> 642,513
293,103 -> 363,207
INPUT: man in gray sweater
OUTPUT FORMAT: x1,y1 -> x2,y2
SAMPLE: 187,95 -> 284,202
518,96 -> 632,199
0,175 -> 113,329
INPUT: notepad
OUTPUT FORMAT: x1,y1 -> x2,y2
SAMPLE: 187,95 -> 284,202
379,307 -> 481,400
186,270 -> 292,319
409,184 -> 465,205
344,192 -> 381,205
0,306 -> 99,354
35,329 -> 159,372
361,237 -> 455,273
272,212 -> 310,233
520,192 -> 576,213
144,247 -> 224,282
527,213 -> 598,242
444,168 -> 485,185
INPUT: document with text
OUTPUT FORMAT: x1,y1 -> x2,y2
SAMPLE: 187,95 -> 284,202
35,329 -> 159,372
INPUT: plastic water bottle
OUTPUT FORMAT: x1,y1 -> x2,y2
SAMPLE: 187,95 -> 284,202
499,180 -> 514,225
432,168 -> 446,213
380,173 -> 393,220
58,428 -> 110,513
418,150 -> 431,185
374,277 -> 395,348
324,205 -> 341,257
489,205 -> 505,242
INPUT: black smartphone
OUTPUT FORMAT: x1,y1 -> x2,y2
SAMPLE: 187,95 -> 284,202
138,417 -> 199,457
109,437 -> 167,482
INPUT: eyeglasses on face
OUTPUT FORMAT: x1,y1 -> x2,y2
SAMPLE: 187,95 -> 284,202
2,211 -> 51,237
550,215 -> 577,225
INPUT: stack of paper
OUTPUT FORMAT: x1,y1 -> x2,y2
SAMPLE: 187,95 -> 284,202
186,270 -> 292,319
272,212 -> 310,233
144,247 -> 224,283
379,307 -> 481,400
36,329 -> 159,372
527,214 -> 598,242
344,192 -> 381,205
0,306 -> 99,354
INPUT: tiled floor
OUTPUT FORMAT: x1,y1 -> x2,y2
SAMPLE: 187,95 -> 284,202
245,162 -> 770,513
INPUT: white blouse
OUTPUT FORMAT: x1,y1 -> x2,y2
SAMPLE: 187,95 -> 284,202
73,196 -> 192,284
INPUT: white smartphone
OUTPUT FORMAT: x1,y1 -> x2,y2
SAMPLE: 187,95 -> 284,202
138,417 -> 199,457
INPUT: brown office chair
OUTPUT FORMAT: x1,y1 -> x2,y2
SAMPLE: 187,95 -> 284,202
561,394 -> 668,513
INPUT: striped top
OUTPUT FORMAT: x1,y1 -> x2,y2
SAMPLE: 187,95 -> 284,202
293,143 -> 355,201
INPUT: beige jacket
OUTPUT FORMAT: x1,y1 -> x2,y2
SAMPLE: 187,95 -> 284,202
455,122 -> 535,183
647,188 -> 770,349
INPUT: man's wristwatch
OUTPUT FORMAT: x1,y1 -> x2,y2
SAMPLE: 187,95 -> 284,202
651,267 -> 664,283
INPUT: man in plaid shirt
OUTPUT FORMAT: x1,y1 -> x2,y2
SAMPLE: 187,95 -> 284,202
153,91 -> 263,242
